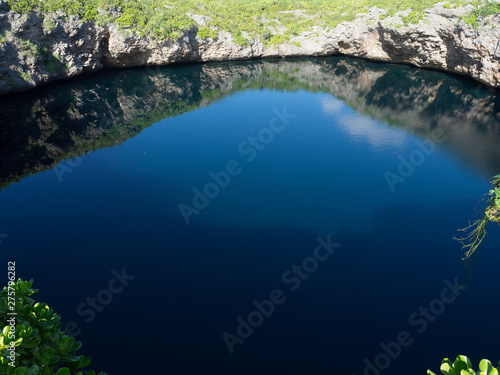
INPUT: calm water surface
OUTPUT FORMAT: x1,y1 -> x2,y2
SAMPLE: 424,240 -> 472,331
1,57 -> 500,375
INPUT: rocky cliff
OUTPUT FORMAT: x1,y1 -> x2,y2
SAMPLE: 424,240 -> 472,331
0,2 -> 499,95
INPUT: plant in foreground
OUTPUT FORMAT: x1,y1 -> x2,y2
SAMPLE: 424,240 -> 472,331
454,174 -> 500,259
0,279 -> 107,375
428,355 -> 499,375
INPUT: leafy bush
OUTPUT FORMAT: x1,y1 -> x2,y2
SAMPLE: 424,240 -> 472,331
0,279 -> 107,375
428,355 -> 499,375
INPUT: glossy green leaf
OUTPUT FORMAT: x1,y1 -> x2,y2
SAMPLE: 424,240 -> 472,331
453,359 -> 469,373
441,362 -> 456,375
479,359 -> 493,373
457,355 -> 472,368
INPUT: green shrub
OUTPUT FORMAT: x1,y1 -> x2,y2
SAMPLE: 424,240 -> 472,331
428,355 -> 500,375
0,279 -> 107,375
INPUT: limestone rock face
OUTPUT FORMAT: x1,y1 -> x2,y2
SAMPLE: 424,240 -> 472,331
0,8 -> 107,93
0,2 -> 499,95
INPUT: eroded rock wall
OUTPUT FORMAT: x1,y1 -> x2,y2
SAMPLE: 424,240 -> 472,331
0,3 -> 499,95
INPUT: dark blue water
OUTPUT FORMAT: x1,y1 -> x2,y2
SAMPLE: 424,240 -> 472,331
1,57 -> 500,375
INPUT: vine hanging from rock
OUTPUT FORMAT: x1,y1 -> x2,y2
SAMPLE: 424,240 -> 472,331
454,174 -> 500,260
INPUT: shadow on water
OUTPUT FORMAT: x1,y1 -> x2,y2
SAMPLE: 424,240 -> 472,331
1,56 -> 500,190
3,190 -> 498,375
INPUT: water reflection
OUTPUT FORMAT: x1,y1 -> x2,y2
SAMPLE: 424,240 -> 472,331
1,56 -> 499,189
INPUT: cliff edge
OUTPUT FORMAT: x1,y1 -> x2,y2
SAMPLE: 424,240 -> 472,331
0,1 -> 499,95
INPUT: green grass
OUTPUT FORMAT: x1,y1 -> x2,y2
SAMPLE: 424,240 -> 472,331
5,0 -> 497,45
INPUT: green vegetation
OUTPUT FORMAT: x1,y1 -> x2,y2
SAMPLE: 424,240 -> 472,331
428,355 -> 499,375
197,27 -> 218,40
42,16 -> 57,31
401,10 -> 426,26
454,174 -> 500,259
5,0 -> 495,45
18,39 -> 39,59
0,30 -> 13,44
460,1 -> 500,27
0,279 -> 107,375
39,46 -> 69,73
18,70 -> 31,82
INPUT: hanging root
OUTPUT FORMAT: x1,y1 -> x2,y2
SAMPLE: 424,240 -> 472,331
453,217 -> 489,260
454,175 -> 500,260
